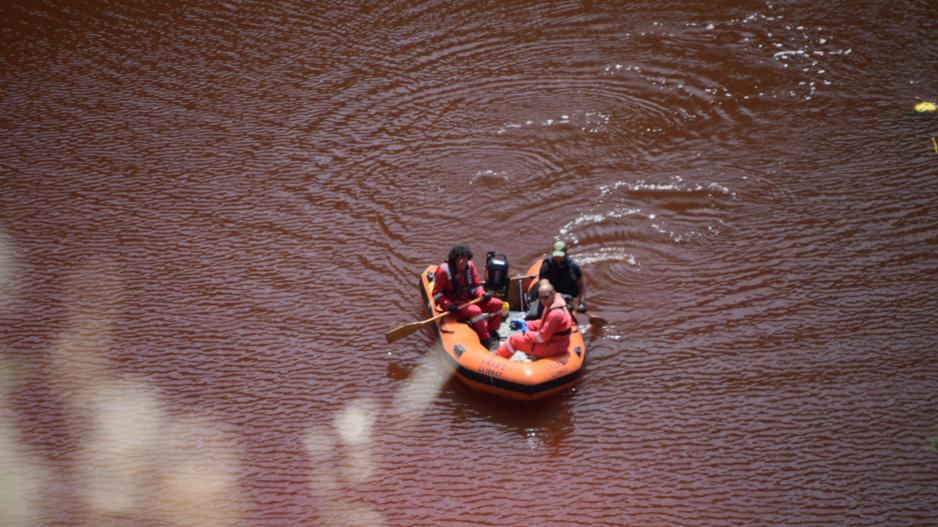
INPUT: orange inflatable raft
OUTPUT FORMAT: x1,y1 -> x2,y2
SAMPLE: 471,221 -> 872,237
418,261 -> 587,401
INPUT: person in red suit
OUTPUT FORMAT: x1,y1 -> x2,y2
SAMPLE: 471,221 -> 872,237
432,244 -> 504,350
496,280 -> 572,359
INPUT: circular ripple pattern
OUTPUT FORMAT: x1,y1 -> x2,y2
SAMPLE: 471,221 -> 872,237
2,1 -> 937,525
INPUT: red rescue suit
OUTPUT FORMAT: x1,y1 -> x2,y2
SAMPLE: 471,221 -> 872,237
496,294 -> 571,359
433,261 -> 503,343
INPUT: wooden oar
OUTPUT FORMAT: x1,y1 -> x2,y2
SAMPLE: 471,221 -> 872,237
385,296 -> 485,343
580,310 -> 607,327
510,273 -> 608,326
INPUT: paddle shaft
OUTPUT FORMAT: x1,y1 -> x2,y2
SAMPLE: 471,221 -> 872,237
511,269 -> 605,325
429,295 -> 485,323
578,310 -> 607,327
385,296 -> 485,343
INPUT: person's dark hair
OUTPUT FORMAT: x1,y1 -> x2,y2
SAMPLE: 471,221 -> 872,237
447,244 -> 473,271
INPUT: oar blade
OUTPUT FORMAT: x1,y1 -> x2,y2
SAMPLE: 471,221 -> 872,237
385,321 -> 424,343
585,313 -> 608,327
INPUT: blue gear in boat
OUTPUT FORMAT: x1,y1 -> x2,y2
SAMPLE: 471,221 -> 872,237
509,319 -> 528,333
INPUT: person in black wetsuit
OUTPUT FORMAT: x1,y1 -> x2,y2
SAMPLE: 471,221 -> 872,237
525,240 -> 586,320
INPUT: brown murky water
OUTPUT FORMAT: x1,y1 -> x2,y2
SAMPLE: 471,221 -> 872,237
2,1 -> 937,525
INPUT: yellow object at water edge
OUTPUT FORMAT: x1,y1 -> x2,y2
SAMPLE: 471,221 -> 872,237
915,101 -> 937,112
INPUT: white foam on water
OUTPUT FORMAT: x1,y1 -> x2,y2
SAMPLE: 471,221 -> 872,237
0,363 -> 47,527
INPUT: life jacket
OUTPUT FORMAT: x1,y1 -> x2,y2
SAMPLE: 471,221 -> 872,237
434,261 -> 479,301
541,298 -> 572,343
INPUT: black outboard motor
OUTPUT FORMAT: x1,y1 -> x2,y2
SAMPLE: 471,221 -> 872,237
485,251 -> 509,299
